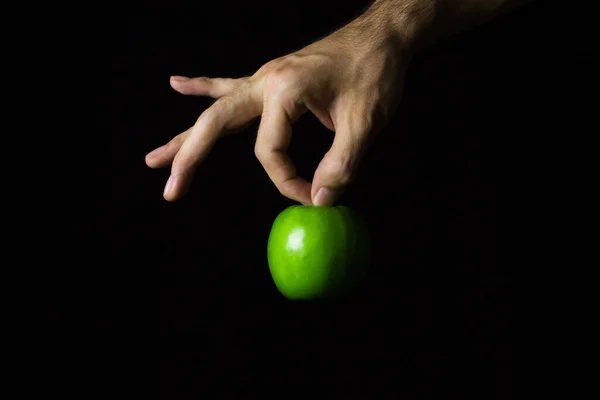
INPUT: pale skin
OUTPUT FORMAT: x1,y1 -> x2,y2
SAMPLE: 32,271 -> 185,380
145,0 -> 532,206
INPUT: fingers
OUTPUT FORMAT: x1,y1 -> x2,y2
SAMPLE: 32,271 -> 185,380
170,76 -> 247,98
255,99 -> 312,205
311,114 -> 371,207
145,128 -> 191,168
145,76 -> 252,169
164,86 -> 262,202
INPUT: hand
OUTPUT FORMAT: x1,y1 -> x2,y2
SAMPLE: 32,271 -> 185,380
145,18 -> 411,206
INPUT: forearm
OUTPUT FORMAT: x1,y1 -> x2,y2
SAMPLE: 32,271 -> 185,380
357,0 -> 534,51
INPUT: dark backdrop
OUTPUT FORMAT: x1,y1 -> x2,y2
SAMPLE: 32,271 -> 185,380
29,0 -> 587,397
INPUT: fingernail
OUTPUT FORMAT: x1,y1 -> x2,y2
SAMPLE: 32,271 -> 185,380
163,175 -> 174,198
171,76 -> 189,83
147,145 -> 166,158
314,187 -> 337,207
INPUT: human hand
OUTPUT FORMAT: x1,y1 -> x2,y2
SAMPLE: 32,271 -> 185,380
145,17 -> 412,206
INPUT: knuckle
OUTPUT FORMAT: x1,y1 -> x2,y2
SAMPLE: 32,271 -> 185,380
198,108 -> 213,123
256,59 -> 278,74
263,67 -> 301,97
337,166 -> 354,186
254,142 -> 268,163
193,76 -> 209,84
198,106 -> 219,127
255,144 -> 279,172
326,155 -> 355,185
223,77 -> 238,88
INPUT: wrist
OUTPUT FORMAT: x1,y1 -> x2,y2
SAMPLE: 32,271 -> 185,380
356,0 -> 436,53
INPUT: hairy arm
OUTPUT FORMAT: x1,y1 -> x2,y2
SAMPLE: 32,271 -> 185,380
358,0 -> 534,50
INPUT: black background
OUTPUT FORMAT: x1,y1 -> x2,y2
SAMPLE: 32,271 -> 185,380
28,0 -> 589,397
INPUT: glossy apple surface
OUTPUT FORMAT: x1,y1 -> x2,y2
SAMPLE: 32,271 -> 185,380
267,205 -> 369,300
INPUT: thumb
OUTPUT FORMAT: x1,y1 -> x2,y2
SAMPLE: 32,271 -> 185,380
311,129 -> 366,207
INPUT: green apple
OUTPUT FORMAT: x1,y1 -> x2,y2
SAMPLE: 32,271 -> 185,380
267,205 -> 369,300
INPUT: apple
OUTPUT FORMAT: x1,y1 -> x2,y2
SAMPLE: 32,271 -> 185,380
267,205 -> 369,300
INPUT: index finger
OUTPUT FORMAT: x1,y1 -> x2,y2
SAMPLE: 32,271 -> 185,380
254,100 -> 312,205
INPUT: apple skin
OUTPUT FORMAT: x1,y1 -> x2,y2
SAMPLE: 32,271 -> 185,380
267,205 -> 369,300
